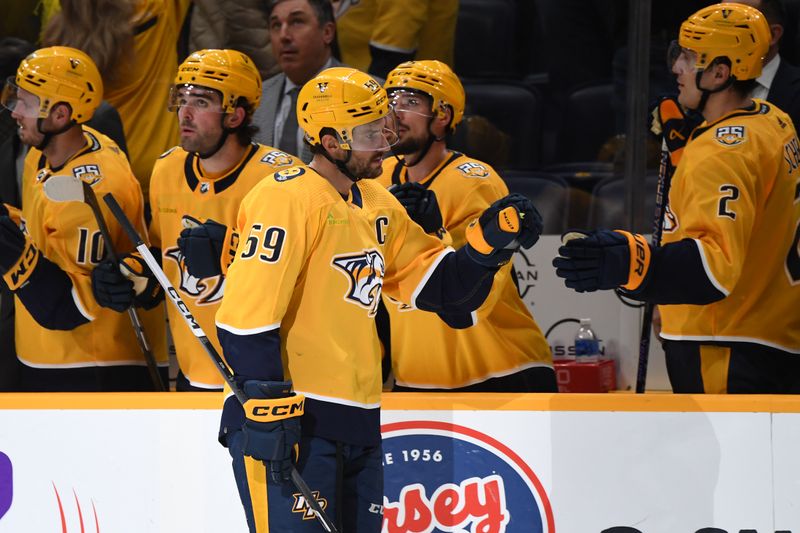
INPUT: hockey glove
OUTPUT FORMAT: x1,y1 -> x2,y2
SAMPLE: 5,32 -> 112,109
91,259 -> 134,312
465,193 -> 543,267
177,216 -> 227,279
552,229 -> 651,292
391,182 -> 444,234
0,216 -> 40,291
119,252 -> 163,310
240,380 -> 304,484
649,97 -> 702,166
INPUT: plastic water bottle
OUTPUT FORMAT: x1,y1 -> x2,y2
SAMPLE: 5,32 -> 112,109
574,318 -> 600,363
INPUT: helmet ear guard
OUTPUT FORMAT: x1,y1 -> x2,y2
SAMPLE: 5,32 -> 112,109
10,46 -> 103,124
679,2 -> 770,81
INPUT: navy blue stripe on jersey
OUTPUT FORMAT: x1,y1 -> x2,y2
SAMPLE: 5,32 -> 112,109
350,183 -> 363,207
183,145 -> 260,195
415,246 -> 496,313
690,102 -> 760,141
16,255 -> 89,330
419,151 -> 463,189
627,238 -> 725,304
183,152 -> 199,192
214,144 -> 259,194
301,397 -> 381,446
217,326 -> 284,383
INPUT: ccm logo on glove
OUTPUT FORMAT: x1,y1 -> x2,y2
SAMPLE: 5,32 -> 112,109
245,394 -> 305,422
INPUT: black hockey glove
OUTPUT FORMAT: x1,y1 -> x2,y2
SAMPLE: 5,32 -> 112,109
552,229 -> 651,292
465,193 -> 542,267
391,182 -> 444,234
120,252 -> 164,310
650,97 -> 702,167
0,216 -> 40,290
91,259 -> 135,312
177,216 -> 227,279
240,380 -> 304,484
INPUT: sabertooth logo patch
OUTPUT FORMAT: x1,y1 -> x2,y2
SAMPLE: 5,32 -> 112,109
715,125 -> 746,146
165,247 -> 225,305
332,250 -> 385,317
317,82 -> 329,93
260,150 -> 294,167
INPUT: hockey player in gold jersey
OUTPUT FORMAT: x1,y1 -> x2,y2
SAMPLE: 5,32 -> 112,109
214,67 -> 543,532
0,46 -> 168,391
145,49 -> 298,391
554,3 -> 800,393
378,60 -> 557,392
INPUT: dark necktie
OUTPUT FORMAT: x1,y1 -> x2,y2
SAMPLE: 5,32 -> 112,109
279,87 -> 300,155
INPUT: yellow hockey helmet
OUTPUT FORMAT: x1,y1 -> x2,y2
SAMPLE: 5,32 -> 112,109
172,49 -> 262,113
679,3 -> 770,80
298,67 -> 393,150
12,46 -> 102,124
384,60 -> 465,131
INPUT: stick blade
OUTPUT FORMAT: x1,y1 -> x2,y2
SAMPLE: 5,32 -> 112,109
43,175 -> 85,203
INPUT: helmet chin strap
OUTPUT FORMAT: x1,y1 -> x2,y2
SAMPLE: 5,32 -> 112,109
690,70 -> 735,114
197,115 -> 234,159
322,146 -> 362,183
35,119 -> 77,151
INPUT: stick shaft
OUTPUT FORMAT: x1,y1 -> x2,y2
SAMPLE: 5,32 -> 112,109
102,192 -> 339,533
82,183 -> 165,391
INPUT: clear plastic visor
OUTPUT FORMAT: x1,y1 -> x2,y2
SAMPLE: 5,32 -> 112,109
167,85 -> 224,113
349,112 -> 399,152
667,40 -> 699,71
1,78 -> 42,118
389,89 -> 432,118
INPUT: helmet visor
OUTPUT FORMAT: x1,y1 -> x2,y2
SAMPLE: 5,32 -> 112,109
389,89 -> 433,118
167,85 -> 225,113
1,78 -> 42,118
668,40 -> 699,71
350,113 -> 399,152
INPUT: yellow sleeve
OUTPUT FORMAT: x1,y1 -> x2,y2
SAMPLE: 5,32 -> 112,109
675,148 -> 758,294
215,184 -> 316,332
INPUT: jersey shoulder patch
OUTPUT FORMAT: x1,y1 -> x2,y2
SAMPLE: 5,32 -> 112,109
454,159 -> 492,179
274,166 -> 306,182
714,125 -> 747,147
260,149 -> 295,167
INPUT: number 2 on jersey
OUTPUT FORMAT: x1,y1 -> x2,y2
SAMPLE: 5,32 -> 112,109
241,223 -> 286,263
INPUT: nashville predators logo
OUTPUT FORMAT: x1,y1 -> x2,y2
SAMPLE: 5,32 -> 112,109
715,125 -> 746,146
456,161 -> 490,178
291,491 -> 328,520
332,250 -> 385,317
260,150 -> 294,167
164,247 -> 224,305
317,82 -> 329,93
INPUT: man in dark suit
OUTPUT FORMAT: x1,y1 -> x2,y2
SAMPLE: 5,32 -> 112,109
253,0 -> 341,163
726,0 -> 800,127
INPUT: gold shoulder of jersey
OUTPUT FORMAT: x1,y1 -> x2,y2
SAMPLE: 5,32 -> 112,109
158,146 -> 182,159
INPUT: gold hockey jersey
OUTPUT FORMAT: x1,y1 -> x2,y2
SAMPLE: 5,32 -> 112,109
659,100 -> 800,353
216,167 -> 450,408
378,153 -> 553,388
104,0 -> 191,198
149,144 -> 297,388
17,126 -> 167,368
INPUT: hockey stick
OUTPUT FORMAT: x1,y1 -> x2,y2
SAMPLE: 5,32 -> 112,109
101,192 -> 340,533
42,175 -> 165,391
635,140 -> 673,393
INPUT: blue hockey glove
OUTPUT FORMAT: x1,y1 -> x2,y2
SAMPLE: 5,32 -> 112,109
91,259 -> 134,312
552,229 -> 651,292
391,182 -> 444,234
177,216 -> 227,279
465,193 -> 543,267
240,380 -> 304,484
0,216 -> 40,290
